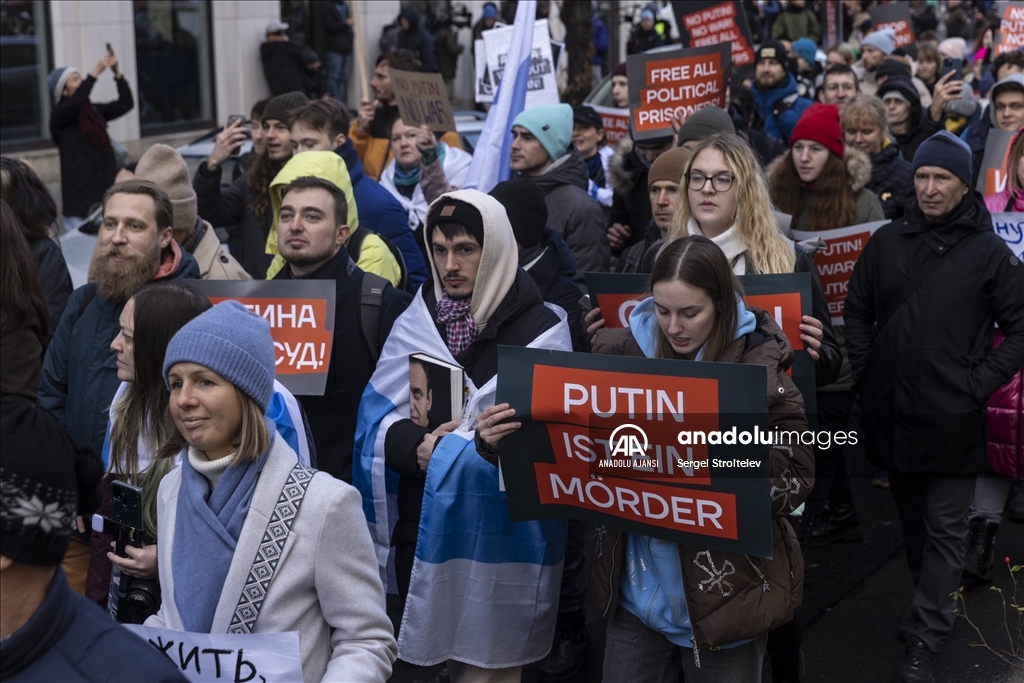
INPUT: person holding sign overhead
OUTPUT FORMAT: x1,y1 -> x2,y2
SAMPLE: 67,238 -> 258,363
589,236 -> 814,683
146,301 -> 397,682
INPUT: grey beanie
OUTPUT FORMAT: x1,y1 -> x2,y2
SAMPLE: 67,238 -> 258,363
46,67 -> 80,104
677,107 -> 735,146
163,301 -> 276,411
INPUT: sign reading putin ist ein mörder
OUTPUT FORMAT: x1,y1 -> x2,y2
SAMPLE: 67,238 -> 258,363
496,346 -> 777,558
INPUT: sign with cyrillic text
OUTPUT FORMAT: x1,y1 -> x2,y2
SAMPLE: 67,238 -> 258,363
977,128 -> 1016,196
188,280 -> 335,396
482,19 -> 559,107
627,44 -> 730,141
869,2 -> 917,58
992,213 -> 1024,260
793,221 -> 889,326
591,105 -> 631,146
496,346 -> 775,556
995,1 -> 1024,57
390,69 -> 456,133
124,625 -> 303,683
672,1 -> 756,67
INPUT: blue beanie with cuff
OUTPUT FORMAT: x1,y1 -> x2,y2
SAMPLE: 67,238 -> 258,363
912,131 -> 973,190
792,38 -> 817,67
163,300 -> 276,411
512,104 -> 574,164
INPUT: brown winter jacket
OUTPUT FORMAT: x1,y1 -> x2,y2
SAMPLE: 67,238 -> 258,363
589,308 -> 814,652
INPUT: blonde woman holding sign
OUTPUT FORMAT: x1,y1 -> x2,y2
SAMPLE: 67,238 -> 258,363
146,301 -> 396,682
590,236 -> 814,683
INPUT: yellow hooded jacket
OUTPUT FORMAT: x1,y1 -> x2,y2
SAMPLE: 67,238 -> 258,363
265,151 -> 402,285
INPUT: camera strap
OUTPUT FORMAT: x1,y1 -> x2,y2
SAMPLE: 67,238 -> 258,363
228,464 -> 314,634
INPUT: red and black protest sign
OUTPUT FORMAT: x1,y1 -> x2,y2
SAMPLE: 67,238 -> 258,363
585,272 -> 817,423
591,105 -> 631,146
496,346 -> 774,557
189,280 -> 336,396
976,128 -> 1016,196
792,221 -> 888,326
672,1 -> 755,68
869,2 -> 917,58
627,43 -> 730,142
995,1 -> 1024,56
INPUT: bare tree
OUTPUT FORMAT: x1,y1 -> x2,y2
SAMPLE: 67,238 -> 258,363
559,0 -> 594,105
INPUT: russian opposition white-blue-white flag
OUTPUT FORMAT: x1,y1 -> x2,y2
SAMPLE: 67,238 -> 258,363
352,290 -> 571,667
463,0 -> 537,193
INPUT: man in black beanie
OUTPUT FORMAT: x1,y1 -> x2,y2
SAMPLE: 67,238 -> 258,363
0,397 -> 186,682
845,132 -> 1024,683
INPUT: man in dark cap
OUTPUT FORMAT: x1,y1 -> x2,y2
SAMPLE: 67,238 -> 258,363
751,39 -> 813,144
0,397 -> 186,682
845,132 -> 1024,683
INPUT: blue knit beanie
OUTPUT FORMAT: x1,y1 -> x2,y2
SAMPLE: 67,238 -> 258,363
163,301 -> 276,411
912,131 -> 973,189
46,67 -> 79,104
861,28 -> 896,56
512,104 -> 574,164
792,38 -> 817,67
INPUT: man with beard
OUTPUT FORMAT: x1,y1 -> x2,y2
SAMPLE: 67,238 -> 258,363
39,179 -> 199,456
751,40 -> 813,145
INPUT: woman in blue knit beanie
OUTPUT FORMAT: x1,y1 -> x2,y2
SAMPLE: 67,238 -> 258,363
147,300 -> 397,681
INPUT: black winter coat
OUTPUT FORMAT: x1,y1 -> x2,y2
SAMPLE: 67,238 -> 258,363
322,0 -> 353,54
396,8 -> 437,72
878,77 -> 942,162
868,143 -> 915,220
49,75 -> 134,217
521,227 -> 584,351
608,139 -> 654,256
194,160 -> 276,279
845,194 -> 1024,475
0,569 -> 186,682
30,237 -> 73,334
276,248 -> 411,482
260,41 -> 321,97
385,270 -> 560,596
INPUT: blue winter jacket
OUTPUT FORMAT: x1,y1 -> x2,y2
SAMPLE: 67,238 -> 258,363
336,138 -> 429,290
38,248 -> 200,454
752,73 -> 813,144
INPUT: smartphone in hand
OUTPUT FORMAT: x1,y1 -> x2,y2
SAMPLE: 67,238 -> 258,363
941,57 -> 963,82
226,114 -> 246,155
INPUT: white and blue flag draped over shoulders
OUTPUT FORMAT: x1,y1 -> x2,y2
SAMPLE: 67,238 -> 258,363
463,0 -> 537,194
101,379 -> 311,470
353,289 -> 572,668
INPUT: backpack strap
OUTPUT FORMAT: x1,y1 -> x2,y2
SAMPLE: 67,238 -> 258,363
347,226 -> 369,264
228,463 -> 314,634
360,271 -> 389,362
771,93 -> 800,145
876,232 -> 981,334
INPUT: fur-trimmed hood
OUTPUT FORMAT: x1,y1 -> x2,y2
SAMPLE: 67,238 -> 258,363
766,145 -> 873,194
608,137 -> 639,195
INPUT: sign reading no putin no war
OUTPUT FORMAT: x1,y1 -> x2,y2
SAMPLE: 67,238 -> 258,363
188,280 -> 336,396
495,347 -> 775,558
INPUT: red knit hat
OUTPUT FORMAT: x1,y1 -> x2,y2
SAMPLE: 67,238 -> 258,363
789,103 -> 845,158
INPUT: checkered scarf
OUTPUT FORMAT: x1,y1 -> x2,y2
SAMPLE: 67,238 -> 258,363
436,293 -> 478,356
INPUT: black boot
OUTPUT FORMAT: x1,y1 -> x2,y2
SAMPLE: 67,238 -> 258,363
809,503 -> 864,545
962,517 -> 998,583
537,610 -> 591,683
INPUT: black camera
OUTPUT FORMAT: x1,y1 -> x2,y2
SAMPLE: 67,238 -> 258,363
107,481 -> 161,624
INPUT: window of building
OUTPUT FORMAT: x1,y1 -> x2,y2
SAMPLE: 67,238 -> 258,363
134,0 -> 214,133
0,0 -> 52,147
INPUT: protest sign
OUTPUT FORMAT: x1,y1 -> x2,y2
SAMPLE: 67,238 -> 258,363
793,221 -> 888,326
627,43 -> 730,142
585,272 -> 817,422
390,69 -> 456,133
474,39 -> 494,103
976,128 -> 1016,196
869,2 -> 917,58
672,1 -> 756,67
125,625 -> 303,683
992,213 -> 1024,260
482,19 -> 560,107
994,1 -> 1024,56
496,346 -> 775,556
188,280 -> 335,396
591,104 -> 631,146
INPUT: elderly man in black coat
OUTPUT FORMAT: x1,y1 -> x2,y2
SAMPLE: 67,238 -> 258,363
845,131 -> 1024,683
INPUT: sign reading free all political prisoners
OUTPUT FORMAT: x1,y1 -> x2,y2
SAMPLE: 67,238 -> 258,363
189,280 -> 335,396
627,43 -> 730,142
496,347 -> 776,558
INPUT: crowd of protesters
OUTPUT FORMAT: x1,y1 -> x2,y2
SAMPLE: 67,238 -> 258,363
2,2 -> 1023,683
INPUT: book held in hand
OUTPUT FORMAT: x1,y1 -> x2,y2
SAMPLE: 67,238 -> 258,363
409,353 -> 465,429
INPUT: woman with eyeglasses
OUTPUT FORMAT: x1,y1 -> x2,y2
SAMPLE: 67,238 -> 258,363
767,103 -> 884,232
